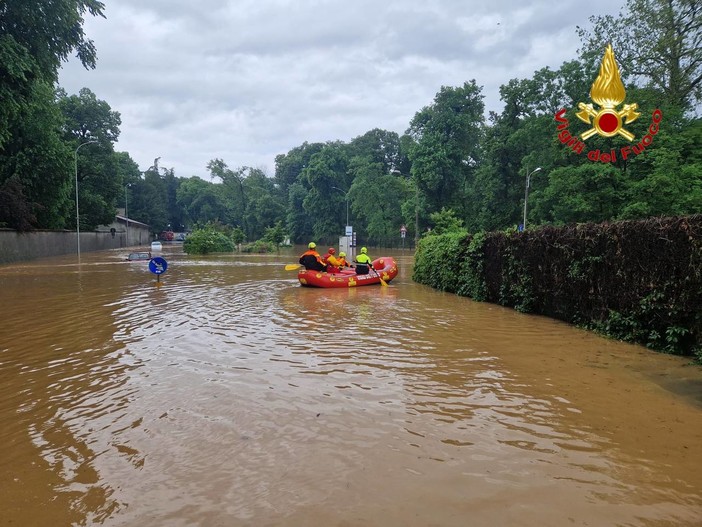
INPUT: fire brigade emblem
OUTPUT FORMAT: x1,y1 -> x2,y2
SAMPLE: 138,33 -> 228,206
576,44 -> 639,141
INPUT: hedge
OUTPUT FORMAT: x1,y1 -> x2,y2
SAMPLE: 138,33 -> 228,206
413,215 -> 702,360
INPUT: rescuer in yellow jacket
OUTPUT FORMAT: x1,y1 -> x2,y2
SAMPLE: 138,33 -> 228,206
354,247 -> 372,275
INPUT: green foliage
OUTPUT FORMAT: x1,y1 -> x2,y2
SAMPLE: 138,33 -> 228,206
182,227 -> 235,255
427,207 -> 465,235
533,165 -> 628,225
577,0 -> 702,111
347,157 -> 409,245
0,81 -> 72,229
412,230 -> 469,292
456,231 -> 488,300
1,0 -> 701,263
262,221 -> 287,246
241,240 -> 278,253
230,226 -> 245,245
407,81 -> 484,216
415,216 -> 702,357
498,244 -> 536,313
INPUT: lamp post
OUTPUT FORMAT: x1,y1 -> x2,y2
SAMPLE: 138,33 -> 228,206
125,183 -> 131,248
74,140 -> 98,259
391,168 -> 419,247
523,166 -> 542,230
414,180 -> 420,246
331,186 -> 349,228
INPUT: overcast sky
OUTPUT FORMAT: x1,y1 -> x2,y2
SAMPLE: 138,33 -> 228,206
58,0 -> 624,180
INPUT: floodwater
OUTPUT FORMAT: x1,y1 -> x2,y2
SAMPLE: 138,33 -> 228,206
1,245 -> 701,527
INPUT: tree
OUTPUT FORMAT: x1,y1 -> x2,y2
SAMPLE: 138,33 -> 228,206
301,143 -> 349,242
347,157 -> 409,245
242,167 -> 285,241
207,159 -> 246,231
406,81 -> 485,221
577,0 -> 702,112
274,142 -> 324,195
0,0 -> 105,149
427,207 -> 465,235
347,128 -> 405,172
619,119 -> 702,218
130,163 -> 168,232
531,164 -> 629,225
262,221 -> 287,246
58,88 -> 124,229
176,176 -> 229,226
0,83 -> 72,229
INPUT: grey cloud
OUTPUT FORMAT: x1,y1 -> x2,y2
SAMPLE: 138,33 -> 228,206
59,0 -> 623,178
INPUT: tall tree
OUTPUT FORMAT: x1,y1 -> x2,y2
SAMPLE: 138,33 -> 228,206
274,142 -> 324,196
0,0 -> 105,149
406,81 -> 485,223
176,176 -> 228,226
58,88 -> 123,229
0,83 -> 71,230
577,0 -> 702,112
0,1 -> 106,230
301,143 -> 349,242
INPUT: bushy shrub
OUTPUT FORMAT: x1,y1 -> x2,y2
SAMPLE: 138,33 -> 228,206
183,228 -> 235,254
241,240 -> 277,253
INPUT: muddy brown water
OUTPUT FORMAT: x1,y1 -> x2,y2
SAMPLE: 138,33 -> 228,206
1,245 -> 701,527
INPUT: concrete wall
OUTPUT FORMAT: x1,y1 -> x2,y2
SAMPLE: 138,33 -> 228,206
0,222 -> 152,265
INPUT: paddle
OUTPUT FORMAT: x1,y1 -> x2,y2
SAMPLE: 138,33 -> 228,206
371,266 -> 388,287
285,264 -> 302,271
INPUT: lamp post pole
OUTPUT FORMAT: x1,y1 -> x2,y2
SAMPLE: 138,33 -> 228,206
74,140 -> 98,259
415,182 -> 420,246
331,186 -> 349,228
523,166 -> 542,230
125,184 -> 130,248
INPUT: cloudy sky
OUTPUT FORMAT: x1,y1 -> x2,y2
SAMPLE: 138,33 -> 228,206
58,0 -> 624,179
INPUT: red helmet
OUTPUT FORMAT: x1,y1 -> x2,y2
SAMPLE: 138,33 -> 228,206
328,247 -> 335,254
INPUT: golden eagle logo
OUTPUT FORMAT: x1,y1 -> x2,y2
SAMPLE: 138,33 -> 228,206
576,44 -> 639,141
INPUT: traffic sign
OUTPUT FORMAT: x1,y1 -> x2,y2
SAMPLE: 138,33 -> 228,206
149,257 -> 168,275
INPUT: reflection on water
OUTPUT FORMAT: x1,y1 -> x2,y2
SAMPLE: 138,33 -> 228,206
1,246 -> 701,526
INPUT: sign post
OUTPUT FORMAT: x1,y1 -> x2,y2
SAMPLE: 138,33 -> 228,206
148,256 -> 168,285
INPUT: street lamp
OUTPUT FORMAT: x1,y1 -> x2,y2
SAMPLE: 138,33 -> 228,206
125,183 -> 131,248
523,167 -> 542,230
414,179 -> 420,245
74,139 -> 98,259
331,186 -> 349,228
391,168 -> 419,246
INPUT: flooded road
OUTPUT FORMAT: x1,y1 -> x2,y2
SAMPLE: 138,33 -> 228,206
1,245 -> 701,527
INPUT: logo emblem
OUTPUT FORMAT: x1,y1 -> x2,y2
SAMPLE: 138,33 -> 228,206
575,44 -> 640,141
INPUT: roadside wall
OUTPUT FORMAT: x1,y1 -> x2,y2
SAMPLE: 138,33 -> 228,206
0,221 -> 152,265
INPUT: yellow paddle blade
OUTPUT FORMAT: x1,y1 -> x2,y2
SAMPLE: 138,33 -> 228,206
372,267 -> 388,286
285,264 -> 301,271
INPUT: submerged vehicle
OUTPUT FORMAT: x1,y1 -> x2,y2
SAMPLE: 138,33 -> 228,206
297,257 -> 398,288
126,251 -> 151,261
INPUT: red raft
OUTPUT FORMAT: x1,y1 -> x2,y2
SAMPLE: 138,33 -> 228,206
297,257 -> 398,288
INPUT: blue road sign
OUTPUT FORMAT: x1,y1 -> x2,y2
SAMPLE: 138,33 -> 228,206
149,257 -> 168,275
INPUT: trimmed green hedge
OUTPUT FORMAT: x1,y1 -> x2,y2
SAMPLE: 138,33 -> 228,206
413,215 -> 702,360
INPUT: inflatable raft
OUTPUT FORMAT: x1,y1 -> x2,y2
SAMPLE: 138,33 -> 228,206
298,257 -> 398,288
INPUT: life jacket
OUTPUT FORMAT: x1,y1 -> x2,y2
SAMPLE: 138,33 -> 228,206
354,253 -> 372,275
299,250 -> 325,271
325,254 -> 342,273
